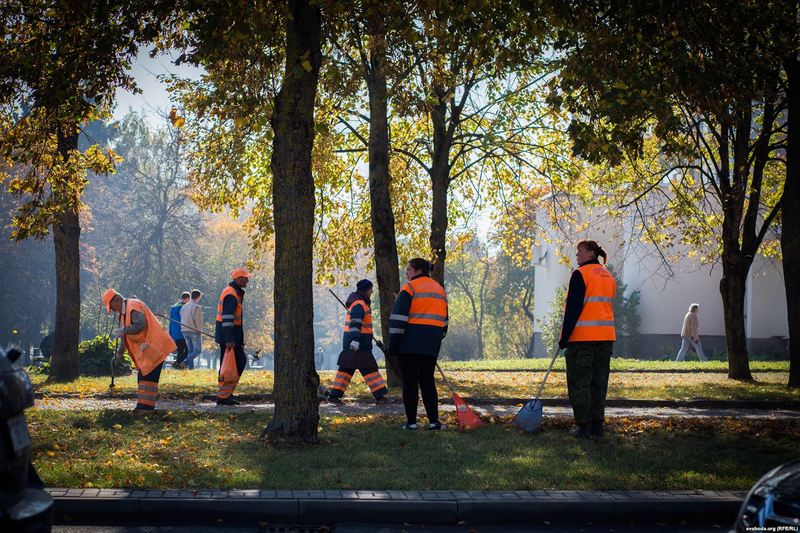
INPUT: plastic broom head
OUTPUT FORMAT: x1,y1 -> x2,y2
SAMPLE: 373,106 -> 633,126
453,393 -> 483,429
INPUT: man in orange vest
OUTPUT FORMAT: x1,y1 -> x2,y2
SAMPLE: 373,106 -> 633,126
321,279 -> 389,405
214,268 -> 251,405
558,240 -> 617,439
389,258 -> 449,430
102,289 -> 177,411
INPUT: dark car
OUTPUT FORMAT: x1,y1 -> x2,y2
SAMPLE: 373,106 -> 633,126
0,347 -> 53,532
733,459 -> 800,532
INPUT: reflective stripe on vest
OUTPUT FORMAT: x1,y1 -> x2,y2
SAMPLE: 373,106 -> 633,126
216,286 -> 242,325
344,301 -> 373,334
401,277 -> 448,328
568,263 -> 617,342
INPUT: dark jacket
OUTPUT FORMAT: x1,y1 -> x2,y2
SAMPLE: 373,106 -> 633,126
559,258 -> 599,348
388,274 -> 448,357
215,281 -> 245,346
169,302 -> 185,341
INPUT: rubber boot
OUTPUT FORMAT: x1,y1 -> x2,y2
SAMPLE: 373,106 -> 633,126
590,420 -> 604,438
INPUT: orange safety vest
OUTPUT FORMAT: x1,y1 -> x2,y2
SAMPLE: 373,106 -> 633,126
216,285 -> 243,325
344,299 -> 373,334
123,299 -> 177,375
568,263 -> 617,342
401,276 -> 448,328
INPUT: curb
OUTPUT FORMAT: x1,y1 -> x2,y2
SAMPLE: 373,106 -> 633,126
49,488 -> 745,526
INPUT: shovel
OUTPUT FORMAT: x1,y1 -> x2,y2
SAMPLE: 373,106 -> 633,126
512,347 -> 562,433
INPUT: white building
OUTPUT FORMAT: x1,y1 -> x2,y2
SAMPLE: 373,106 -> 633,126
531,204 -> 788,358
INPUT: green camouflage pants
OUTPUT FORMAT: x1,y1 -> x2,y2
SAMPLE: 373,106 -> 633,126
565,341 -> 613,426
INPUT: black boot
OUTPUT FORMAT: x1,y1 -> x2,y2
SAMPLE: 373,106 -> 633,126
590,420 -> 604,438
569,424 -> 591,439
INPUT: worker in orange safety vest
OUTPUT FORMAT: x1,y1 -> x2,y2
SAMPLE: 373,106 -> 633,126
103,289 -> 176,411
558,239 -> 617,439
214,268 -> 251,405
320,279 -> 389,405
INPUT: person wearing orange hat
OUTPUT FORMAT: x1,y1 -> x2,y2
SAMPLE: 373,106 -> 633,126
214,268 -> 251,405
102,288 -> 177,411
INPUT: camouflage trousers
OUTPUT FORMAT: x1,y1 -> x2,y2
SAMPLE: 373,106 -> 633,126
564,341 -> 613,426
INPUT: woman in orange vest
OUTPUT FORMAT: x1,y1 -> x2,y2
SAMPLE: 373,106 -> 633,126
558,240 -> 617,439
102,289 -> 177,411
389,258 -> 449,430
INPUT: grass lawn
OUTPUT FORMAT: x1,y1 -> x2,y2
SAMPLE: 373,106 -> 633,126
438,357 -> 790,372
32,369 -> 800,401
28,409 -> 799,491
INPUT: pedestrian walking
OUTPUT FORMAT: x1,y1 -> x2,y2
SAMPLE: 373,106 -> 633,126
558,240 -> 617,439
215,268 -> 251,405
321,279 -> 389,405
389,258 -> 449,431
180,289 -> 204,369
102,289 -> 176,411
169,292 -> 190,369
675,303 -> 708,362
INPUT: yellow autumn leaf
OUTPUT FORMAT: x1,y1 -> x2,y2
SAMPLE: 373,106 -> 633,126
112,424 -> 122,429
300,59 -> 312,72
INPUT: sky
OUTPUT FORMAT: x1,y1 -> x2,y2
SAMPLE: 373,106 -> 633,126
112,48 -> 202,124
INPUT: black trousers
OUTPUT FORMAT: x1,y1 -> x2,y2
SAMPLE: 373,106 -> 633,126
398,353 -> 438,425
174,338 -> 188,364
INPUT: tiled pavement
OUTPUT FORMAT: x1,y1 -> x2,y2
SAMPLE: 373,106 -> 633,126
47,488 -> 748,525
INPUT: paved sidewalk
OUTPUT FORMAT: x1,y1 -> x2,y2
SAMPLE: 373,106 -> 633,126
47,488 -> 746,526
32,396 -> 800,419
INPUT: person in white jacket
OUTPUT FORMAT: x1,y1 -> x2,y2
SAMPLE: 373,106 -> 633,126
180,290 -> 204,369
675,303 -> 708,361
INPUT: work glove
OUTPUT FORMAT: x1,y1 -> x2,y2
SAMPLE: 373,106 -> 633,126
349,340 -> 360,351
112,327 -> 125,338
558,338 -> 567,350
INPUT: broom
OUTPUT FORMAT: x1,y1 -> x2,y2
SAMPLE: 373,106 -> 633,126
435,363 -> 484,430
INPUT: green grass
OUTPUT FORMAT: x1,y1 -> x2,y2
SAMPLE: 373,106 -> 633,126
32,369 -> 800,402
438,357 -> 790,372
28,409 -> 800,491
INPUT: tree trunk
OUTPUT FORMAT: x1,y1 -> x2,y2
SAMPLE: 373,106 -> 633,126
48,127 -> 81,381
720,252 -> 753,380
262,0 -> 322,445
429,100 -> 450,286
785,53 -> 800,388
366,19 -> 402,387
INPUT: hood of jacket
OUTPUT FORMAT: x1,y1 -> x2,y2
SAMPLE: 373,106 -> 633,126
345,291 -> 370,308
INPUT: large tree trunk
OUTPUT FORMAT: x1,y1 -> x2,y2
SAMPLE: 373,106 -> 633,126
429,100 -> 450,286
785,53 -> 800,388
262,0 -> 322,445
366,15 -> 402,387
48,127 -> 81,381
720,251 -> 753,380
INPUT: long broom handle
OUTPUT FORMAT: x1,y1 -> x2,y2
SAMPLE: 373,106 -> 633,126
435,362 -> 457,396
154,312 -> 216,339
109,336 -> 120,389
329,289 -> 395,361
534,347 -> 563,402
